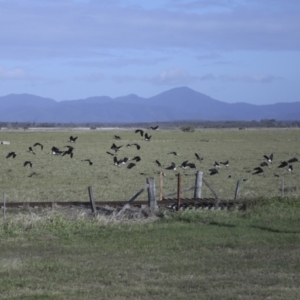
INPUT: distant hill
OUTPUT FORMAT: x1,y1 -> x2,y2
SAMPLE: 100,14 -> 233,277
0,87 -> 299,123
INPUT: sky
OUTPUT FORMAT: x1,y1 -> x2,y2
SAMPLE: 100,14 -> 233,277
0,0 -> 299,105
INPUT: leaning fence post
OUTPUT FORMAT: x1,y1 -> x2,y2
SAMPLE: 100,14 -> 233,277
147,177 -> 158,211
88,186 -> 97,216
281,178 -> 285,197
194,171 -> 203,199
177,173 -> 181,211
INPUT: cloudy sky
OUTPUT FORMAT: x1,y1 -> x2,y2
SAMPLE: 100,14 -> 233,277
0,0 -> 299,104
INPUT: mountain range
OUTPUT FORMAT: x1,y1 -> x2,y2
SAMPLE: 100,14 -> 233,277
0,87 -> 299,123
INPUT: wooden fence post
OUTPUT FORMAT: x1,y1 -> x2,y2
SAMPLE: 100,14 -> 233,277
194,171 -> 203,199
177,173 -> 181,211
88,186 -> 97,216
234,179 -> 243,200
159,172 -> 163,201
147,177 -> 158,211
3,192 -> 6,221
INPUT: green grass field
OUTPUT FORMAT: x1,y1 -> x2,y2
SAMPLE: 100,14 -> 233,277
0,127 -> 299,202
1,128 -> 300,299
0,198 -> 300,299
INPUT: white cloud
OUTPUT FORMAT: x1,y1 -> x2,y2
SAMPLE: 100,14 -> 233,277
0,66 -> 29,80
144,68 -> 197,86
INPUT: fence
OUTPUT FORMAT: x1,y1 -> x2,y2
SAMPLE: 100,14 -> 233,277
2,171 -> 246,219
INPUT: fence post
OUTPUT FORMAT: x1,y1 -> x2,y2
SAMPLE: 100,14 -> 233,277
88,186 -> 97,216
194,171 -> 203,199
147,177 -> 158,211
177,173 -> 181,211
281,178 -> 285,197
3,192 -> 6,221
159,172 -> 163,201
234,179 -> 243,200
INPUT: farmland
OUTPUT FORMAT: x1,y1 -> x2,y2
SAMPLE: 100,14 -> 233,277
0,127 -> 299,202
1,127 -> 300,299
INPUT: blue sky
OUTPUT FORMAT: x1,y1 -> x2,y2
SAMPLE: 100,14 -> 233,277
0,0 -> 299,104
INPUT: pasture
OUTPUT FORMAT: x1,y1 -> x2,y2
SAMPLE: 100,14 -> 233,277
1,128 -> 300,299
0,127 -> 299,202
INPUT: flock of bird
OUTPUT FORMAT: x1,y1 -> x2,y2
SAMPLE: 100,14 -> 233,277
3,126 -> 298,182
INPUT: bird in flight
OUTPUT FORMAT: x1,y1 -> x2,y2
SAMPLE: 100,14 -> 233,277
165,162 -> 176,171
127,162 -> 136,169
82,159 -> 93,166
135,129 -> 144,137
150,125 -> 159,130
155,160 -> 162,167
195,153 -> 203,161
33,143 -> 43,151
69,136 -> 78,143
264,153 -> 273,163
144,133 -> 152,141
27,147 -> 36,155
24,161 -> 33,168
209,168 -> 218,176
253,167 -> 264,175
6,152 -> 17,159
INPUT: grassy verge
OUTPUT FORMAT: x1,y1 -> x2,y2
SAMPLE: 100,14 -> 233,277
1,198 -> 300,299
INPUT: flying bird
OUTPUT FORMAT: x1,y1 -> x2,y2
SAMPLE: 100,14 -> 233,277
144,133 -> 152,141
155,160 -> 162,167
209,168 -> 218,176
111,143 -> 123,152
150,125 -> 159,130
23,161 -> 33,168
132,156 -> 141,162
127,163 -> 136,169
288,157 -> 298,163
220,160 -> 229,167
69,136 -> 78,143
168,151 -> 178,156
165,162 -> 176,171
253,167 -> 264,175
264,153 -> 273,163
27,147 -> 35,155
195,153 -> 203,161
33,143 -> 43,151
135,129 -> 144,137
278,161 -> 288,168
132,143 -> 141,150
6,152 -> 17,159
82,159 -> 93,166
114,135 -> 121,140
260,162 -> 269,167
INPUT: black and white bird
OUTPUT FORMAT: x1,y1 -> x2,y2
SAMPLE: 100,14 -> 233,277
195,153 -> 203,161
264,153 -> 273,163
33,143 -> 43,151
180,160 -> 189,169
260,162 -> 269,167
6,151 -> 17,159
24,161 -> 33,168
209,168 -> 218,176
144,133 -> 152,141
135,129 -> 144,137
27,147 -> 35,155
213,161 -> 220,168
62,146 -> 74,158
114,156 -> 123,166
165,162 -> 176,171
253,167 -> 264,175
150,125 -> 159,130
155,160 -> 162,167
82,159 -> 93,166
69,136 -> 78,143
51,146 -> 63,155
288,165 -> 293,172
220,160 -> 229,167
132,143 -> 141,150
111,143 -> 123,153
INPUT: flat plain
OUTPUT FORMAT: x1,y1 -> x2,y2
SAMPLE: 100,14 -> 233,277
1,128 -> 300,299
0,127 -> 299,202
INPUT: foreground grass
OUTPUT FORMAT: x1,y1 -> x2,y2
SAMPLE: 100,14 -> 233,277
1,198 -> 300,299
